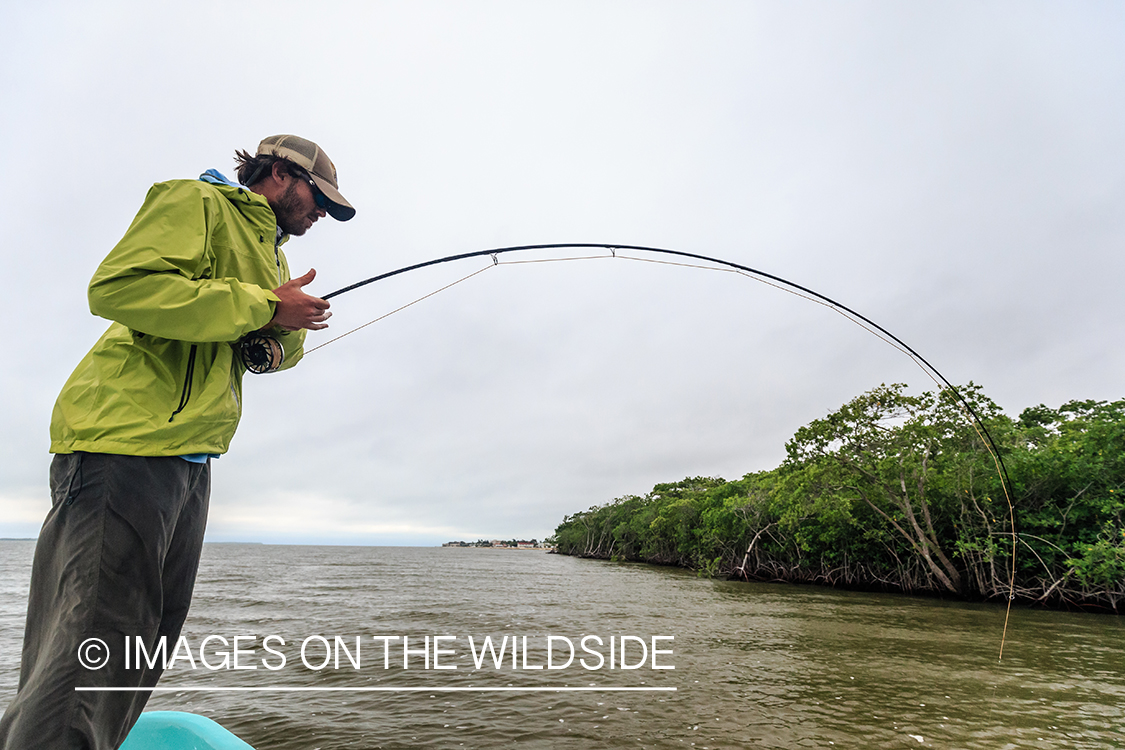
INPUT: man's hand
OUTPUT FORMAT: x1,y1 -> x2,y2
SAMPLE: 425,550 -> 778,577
270,268 -> 332,331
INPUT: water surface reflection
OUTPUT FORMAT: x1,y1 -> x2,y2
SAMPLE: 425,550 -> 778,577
1,543 -> 1120,748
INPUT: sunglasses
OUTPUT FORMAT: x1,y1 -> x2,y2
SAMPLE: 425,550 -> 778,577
293,168 -> 330,210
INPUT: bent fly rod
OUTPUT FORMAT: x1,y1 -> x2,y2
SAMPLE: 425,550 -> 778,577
319,242 -> 992,433
313,242 -> 1019,655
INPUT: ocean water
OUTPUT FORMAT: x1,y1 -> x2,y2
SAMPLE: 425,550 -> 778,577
1,541 -> 1123,749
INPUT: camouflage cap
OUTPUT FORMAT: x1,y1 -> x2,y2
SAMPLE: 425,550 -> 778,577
256,134 -> 356,221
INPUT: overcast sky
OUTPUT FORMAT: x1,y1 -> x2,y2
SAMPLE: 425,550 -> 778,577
2,1 -> 1122,545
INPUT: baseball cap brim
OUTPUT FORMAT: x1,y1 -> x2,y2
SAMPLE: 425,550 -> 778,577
309,175 -> 356,222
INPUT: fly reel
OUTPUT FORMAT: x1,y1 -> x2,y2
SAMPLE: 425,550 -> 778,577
238,333 -> 284,374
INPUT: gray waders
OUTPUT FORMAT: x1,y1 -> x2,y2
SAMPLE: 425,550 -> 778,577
0,453 -> 210,750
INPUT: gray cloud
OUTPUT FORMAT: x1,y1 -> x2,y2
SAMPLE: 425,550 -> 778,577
3,1 -> 1123,544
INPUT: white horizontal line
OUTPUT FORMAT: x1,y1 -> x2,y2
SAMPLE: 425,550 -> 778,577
75,686 -> 675,693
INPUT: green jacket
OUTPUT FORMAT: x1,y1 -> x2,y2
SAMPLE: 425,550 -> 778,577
50,176 -> 305,456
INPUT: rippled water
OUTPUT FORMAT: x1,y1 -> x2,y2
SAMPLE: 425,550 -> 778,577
1,541 -> 1123,748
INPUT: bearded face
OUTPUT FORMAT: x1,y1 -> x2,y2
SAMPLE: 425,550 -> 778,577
270,178 -> 321,236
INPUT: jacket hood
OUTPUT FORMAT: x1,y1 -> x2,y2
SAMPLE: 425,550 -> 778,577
199,169 -> 284,242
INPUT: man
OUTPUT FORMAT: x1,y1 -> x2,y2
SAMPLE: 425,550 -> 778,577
0,135 -> 354,749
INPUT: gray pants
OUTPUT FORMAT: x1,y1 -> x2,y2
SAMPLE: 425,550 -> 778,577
0,453 -> 210,750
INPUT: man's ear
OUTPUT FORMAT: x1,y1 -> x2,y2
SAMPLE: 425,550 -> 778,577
271,160 -> 290,184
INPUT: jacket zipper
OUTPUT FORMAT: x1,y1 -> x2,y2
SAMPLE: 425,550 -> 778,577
274,230 -> 283,285
169,344 -> 198,422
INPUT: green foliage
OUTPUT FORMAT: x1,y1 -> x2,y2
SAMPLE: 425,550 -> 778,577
1067,527 -> 1125,587
551,385 -> 1125,610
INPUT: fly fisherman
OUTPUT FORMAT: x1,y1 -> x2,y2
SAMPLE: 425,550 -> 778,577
0,135 -> 355,749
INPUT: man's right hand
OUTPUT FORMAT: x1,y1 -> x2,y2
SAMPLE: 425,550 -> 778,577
270,268 -> 332,331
